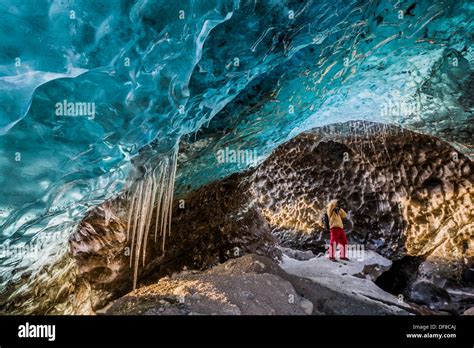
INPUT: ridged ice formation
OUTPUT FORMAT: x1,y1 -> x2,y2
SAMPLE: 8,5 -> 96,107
0,0 -> 472,311
126,148 -> 178,289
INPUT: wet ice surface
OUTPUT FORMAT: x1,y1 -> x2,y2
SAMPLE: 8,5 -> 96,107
0,0 -> 472,303
280,249 -> 414,314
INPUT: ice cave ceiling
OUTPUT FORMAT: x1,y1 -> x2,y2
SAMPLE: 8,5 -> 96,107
0,0 -> 473,287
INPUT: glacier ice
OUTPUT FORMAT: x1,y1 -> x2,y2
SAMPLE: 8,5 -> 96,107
0,0 -> 472,306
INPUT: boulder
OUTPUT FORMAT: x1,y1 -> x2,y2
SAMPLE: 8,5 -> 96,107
463,307 -> 474,315
408,281 -> 453,312
105,254 -> 312,315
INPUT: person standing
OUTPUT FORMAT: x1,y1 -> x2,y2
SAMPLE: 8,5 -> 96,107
327,199 -> 349,261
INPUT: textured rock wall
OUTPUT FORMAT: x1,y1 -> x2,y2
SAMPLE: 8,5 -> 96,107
3,121 -> 472,314
251,121 -> 473,272
67,172 -> 279,313
1,172 -> 279,314
73,121 -> 472,313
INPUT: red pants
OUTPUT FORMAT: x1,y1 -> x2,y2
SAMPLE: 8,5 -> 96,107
329,227 -> 347,259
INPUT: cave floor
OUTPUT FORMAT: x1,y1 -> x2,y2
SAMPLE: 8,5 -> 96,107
280,250 -> 413,315
103,249 -> 444,315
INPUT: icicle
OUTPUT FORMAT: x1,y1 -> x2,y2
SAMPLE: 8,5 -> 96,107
126,188 -> 138,241
167,151 -> 178,237
142,177 -> 157,266
154,165 -> 166,242
104,200 -> 112,226
129,180 -> 143,268
126,146 -> 179,289
132,177 -> 153,289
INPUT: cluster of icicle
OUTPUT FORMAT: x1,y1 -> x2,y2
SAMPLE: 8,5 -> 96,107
126,148 -> 178,289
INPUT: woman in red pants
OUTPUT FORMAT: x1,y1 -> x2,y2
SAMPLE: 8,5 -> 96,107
327,199 -> 349,261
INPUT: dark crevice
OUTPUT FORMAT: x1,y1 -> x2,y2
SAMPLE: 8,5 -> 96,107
375,256 -> 424,296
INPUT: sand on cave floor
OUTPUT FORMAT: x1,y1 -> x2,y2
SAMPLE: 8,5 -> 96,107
103,253 -> 314,315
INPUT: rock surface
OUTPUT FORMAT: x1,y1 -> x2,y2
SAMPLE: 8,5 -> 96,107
106,252 -> 441,316
280,247 -> 316,261
463,307 -> 474,315
1,173 -> 280,314
95,121 -> 474,315
68,173 -> 280,313
252,122 -> 473,266
2,121 -> 472,314
280,250 -> 415,315
408,281 -> 453,312
105,254 -> 312,315
250,121 -> 474,313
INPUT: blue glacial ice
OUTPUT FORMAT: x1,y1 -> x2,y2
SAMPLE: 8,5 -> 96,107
0,0 -> 472,295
